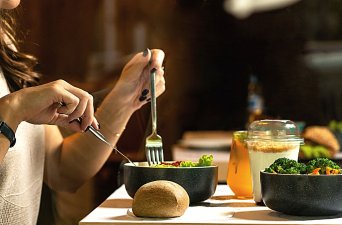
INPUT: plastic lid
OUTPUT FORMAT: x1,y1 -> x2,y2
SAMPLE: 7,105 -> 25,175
246,120 -> 304,143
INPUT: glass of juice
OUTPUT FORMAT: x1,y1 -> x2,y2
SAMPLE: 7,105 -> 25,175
227,131 -> 253,198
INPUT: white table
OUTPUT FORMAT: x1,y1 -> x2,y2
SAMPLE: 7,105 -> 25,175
79,185 -> 342,225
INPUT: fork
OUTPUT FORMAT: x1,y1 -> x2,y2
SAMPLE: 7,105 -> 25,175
145,68 -> 164,165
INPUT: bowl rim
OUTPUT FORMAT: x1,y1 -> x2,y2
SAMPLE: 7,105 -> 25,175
124,161 -> 218,168
260,170 -> 342,176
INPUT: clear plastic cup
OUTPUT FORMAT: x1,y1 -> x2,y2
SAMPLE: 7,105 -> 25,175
246,120 -> 304,204
227,131 -> 253,198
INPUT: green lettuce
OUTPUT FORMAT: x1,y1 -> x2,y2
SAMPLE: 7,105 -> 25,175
180,154 -> 214,167
196,154 -> 214,167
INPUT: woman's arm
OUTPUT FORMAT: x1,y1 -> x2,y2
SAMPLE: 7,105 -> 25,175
0,79 -> 98,163
44,49 -> 165,192
0,99 -> 19,160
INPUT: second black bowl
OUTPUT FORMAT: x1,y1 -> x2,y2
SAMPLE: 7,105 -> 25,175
261,171 -> 342,216
123,162 -> 218,203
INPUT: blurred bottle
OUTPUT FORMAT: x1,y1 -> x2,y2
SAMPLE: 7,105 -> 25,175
247,74 -> 264,126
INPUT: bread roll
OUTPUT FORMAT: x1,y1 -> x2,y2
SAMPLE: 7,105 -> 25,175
132,180 -> 190,218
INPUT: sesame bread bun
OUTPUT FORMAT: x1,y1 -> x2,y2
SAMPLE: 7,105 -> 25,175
132,180 -> 190,218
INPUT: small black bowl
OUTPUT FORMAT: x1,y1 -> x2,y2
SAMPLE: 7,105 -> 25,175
124,162 -> 218,203
261,171 -> 342,216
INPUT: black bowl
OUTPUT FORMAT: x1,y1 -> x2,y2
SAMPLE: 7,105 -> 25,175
123,162 -> 218,203
260,171 -> 342,216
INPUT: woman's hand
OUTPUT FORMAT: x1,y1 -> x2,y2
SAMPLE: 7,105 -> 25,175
0,80 -> 98,131
108,48 -> 166,111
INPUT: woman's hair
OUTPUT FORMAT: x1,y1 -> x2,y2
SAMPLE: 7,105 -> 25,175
0,10 -> 40,92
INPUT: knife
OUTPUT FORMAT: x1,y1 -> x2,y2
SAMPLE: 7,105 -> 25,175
75,118 -> 136,166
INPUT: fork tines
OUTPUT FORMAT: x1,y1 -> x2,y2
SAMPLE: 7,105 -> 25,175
146,141 -> 164,165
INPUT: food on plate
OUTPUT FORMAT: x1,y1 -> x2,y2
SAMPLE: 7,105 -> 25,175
154,154 -> 213,167
300,145 -> 332,159
300,126 -> 340,159
132,180 -> 190,218
306,158 -> 341,175
264,157 -> 342,175
264,158 -> 306,174
124,159 -> 218,203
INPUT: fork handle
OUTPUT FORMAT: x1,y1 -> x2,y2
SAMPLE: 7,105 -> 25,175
150,68 -> 157,133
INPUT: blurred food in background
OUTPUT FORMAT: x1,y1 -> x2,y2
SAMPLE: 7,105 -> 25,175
300,126 -> 340,159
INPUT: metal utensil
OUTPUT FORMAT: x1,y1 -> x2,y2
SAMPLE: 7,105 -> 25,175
145,68 -> 164,165
75,118 -> 136,166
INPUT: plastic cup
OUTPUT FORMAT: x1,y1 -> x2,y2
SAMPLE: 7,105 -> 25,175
227,131 -> 253,198
246,120 -> 304,204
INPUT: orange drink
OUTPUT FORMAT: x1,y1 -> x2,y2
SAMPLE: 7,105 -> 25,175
227,131 -> 253,198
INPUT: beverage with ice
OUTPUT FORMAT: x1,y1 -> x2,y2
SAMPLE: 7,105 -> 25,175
227,131 -> 253,198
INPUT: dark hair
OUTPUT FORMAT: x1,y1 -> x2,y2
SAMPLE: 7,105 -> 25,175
0,10 -> 40,92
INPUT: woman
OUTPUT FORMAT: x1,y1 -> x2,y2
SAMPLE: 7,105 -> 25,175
0,0 -> 165,224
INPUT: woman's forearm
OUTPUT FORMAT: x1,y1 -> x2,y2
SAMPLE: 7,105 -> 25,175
45,87 -> 136,192
0,95 -> 23,162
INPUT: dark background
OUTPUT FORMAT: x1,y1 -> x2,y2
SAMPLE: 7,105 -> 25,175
13,0 -> 342,224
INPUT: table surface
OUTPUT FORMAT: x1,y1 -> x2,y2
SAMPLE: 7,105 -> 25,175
79,184 -> 342,225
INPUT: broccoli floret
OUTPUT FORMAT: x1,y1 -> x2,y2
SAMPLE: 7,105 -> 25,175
306,158 -> 341,174
265,157 -> 342,175
265,158 -> 306,174
264,167 -> 276,173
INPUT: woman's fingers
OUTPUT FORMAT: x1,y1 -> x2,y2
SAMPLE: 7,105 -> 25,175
104,48 -> 166,111
67,93 -> 93,129
48,80 -> 95,130
155,70 -> 166,97
56,95 -> 79,115
80,97 -> 95,131
149,49 -> 165,70
120,49 -> 164,82
149,50 -> 165,98
121,49 -> 152,80
139,67 -> 165,100
61,81 -> 95,129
